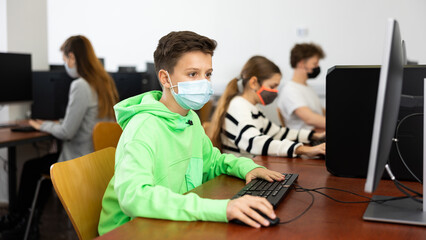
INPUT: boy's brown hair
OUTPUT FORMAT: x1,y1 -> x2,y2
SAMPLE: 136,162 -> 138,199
290,43 -> 325,68
153,31 -> 217,74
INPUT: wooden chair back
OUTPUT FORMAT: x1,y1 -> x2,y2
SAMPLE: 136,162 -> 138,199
92,122 -> 122,151
277,108 -> 286,127
50,147 -> 116,240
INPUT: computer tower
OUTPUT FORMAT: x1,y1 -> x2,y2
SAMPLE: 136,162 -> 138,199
326,65 -> 425,181
146,62 -> 162,91
31,71 -> 74,120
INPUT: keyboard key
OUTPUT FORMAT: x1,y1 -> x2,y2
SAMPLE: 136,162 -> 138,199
269,182 -> 279,191
275,185 -> 282,191
263,182 -> 273,190
249,181 -> 261,191
255,182 -> 267,190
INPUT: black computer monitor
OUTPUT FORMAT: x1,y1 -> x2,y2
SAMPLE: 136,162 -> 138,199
49,64 -> 66,72
98,58 -> 105,67
0,52 -> 32,103
363,19 -> 426,225
110,72 -> 145,101
146,62 -> 162,90
31,71 -> 74,120
50,58 -> 104,72
118,66 -> 137,73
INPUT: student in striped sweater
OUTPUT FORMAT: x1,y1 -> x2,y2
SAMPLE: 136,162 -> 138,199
209,56 -> 325,158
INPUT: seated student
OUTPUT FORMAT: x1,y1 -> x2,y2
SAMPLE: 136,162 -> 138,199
277,43 -> 326,130
98,31 -> 285,234
209,56 -> 325,158
0,35 -> 119,239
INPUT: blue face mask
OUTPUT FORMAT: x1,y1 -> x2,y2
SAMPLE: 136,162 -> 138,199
64,62 -> 79,79
166,72 -> 214,110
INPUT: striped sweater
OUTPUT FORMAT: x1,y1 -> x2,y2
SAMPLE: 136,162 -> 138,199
221,96 -> 313,158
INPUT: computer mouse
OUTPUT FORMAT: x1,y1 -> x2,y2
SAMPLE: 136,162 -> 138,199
230,209 -> 280,227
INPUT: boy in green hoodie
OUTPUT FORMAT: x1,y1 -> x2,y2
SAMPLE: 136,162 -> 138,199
98,31 -> 286,235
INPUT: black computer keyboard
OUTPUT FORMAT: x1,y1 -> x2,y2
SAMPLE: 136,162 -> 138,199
231,173 -> 298,208
311,138 -> 326,146
11,126 -> 37,132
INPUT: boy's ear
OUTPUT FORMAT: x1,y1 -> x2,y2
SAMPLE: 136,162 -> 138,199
296,59 -> 306,69
158,70 -> 171,88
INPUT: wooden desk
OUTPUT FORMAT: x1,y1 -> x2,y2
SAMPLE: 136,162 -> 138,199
0,125 -> 53,212
96,156 -> 425,239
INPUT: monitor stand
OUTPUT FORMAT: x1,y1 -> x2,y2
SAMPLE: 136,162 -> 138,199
363,78 -> 426,226
363,196 -> 425,225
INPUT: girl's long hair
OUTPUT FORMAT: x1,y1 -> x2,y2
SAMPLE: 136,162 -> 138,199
61,35 -> 119,119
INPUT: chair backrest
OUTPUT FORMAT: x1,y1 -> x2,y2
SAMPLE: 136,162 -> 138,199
92,122 -> 122,151
50,147 -> 116,240
277,108 -> 286,127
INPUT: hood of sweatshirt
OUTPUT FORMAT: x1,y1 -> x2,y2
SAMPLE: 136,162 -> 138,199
114,91 -> 196,131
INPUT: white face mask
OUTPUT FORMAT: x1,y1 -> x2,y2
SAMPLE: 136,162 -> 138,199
64,62 -> 79,79
166,72 -> 214,110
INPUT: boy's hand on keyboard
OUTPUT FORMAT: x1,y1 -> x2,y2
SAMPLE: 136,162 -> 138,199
245,168 -> 285,184
227,195 -> 275,228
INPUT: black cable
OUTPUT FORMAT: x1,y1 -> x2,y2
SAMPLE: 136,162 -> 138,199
394,112 -> 423,183
295,186 -> 412,204
394,180 -> 423,204
393,179 -> 422,197
301,186 -> 373,201
278,184 -> 314,224
275,182 -> 420,225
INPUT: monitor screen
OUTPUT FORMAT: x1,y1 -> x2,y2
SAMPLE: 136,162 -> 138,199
365,19 -> 404,193
363,18 -> 426,226
0,52 -> 32,103
110,72 -> 144,101
118,66 -> 137,73
49,64 -> 66,72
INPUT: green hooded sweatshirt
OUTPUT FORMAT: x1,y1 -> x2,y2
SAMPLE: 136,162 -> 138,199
98,91 -> 263,235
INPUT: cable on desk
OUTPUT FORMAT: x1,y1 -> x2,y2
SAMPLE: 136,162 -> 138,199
278,184 -> 315,225
393,179 -> 423,203
393,112 -> 423,184
294,186 -> 414,204
274,181 -> 421,224
385,163 -> 423,203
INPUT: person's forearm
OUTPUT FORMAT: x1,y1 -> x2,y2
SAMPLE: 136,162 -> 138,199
295,107 -> 326,128
304,114 -> 325,128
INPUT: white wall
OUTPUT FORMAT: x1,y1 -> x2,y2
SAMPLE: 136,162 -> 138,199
47,0 -> 426,96
7,0 -> 48,70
